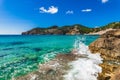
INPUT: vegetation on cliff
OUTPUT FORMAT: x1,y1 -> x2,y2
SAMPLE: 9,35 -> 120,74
22,22 -> 120,35
22,24 -> 92,35
92,22 -> 120,32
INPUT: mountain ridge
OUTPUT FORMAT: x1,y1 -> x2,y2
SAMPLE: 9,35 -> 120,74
22,22 -> 120,35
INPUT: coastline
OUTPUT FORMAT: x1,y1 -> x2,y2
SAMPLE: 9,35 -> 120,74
15,39 -> 103,80
22,22 -> 120,35
15,29 -> 120,80
1,29 -> 120,80
89,29 -> 120,80
87,28 -> 116,35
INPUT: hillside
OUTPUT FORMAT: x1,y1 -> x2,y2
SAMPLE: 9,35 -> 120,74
22,22 -> 120,35
22,24 -> 92,35
91,21 -> 120,32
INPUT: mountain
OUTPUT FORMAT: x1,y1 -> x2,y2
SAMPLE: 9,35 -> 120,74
22,22 -> 120,35
22,24 -> 92,35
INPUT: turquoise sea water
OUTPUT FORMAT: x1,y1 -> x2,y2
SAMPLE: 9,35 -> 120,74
0,35 -> 99,80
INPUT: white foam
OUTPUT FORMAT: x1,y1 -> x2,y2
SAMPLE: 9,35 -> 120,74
30,74 -> 38,80
64,37 -> 103,80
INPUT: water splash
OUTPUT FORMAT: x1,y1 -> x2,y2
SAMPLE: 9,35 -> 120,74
64,37 -> 103,80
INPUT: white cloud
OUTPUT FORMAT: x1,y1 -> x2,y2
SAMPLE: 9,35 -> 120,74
66,10 -> 74,14
102,0 -> 109,3
81,9 -> 92,12
39,6 -> 58,14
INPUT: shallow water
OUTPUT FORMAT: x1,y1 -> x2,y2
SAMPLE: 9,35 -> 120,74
0,35 -> 99,80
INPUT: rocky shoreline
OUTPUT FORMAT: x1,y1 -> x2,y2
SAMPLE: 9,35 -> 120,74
15,49 -> 102,80
16,29 -> 120,80
89,29 -> 120,80
15,54 -> 81,80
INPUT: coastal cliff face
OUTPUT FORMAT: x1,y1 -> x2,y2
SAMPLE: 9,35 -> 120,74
22,25 -> 91,35
89,29 -> 120,59
22,22 -> 120,35
89,30 -> 120,80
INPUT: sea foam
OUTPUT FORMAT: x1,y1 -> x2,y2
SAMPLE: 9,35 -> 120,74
64,37 -> 103,80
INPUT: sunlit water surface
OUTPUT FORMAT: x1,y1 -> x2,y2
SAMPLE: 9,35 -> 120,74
0,35 -> 99,80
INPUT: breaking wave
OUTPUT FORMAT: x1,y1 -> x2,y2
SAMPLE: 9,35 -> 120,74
64,37 -> 103,80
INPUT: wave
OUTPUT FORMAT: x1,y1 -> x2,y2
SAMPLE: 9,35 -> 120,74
64,37 -> 103,80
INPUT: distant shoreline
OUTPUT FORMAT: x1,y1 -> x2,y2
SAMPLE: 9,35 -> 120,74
22,22 -> 120,35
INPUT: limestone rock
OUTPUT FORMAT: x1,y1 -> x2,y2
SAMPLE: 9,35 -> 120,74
89,29 -> 120,59
89,29 -> 120,80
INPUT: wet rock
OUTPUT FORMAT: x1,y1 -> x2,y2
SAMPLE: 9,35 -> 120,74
15,54 -> 79,80
89,29 -> 120,80
89,29 -> 120,59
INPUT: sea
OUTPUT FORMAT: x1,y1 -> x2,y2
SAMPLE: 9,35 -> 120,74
0,35 -> 100,80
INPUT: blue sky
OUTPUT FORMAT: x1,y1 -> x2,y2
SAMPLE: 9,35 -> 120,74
0,0 -> 120,34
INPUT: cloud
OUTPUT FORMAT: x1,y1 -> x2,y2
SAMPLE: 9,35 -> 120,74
101,0 -> 109,3
66,10 -> 74,14
39,6 -> 58,14
81,9 -> 92,12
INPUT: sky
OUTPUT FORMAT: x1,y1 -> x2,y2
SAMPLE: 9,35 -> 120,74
0,0 -> 120,34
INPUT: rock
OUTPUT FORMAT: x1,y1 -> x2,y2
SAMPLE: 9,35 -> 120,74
101,29 -> 120,38
88,28 -> 116,35
89,29 -> 120,80
15,54 -> 79,80
111,67 -> 120,80
89,29 -> 120,59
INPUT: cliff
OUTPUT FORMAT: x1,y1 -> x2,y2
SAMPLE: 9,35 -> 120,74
22,24 -> 91,35
89,29 -> 120,80
22,22 -> 120,35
